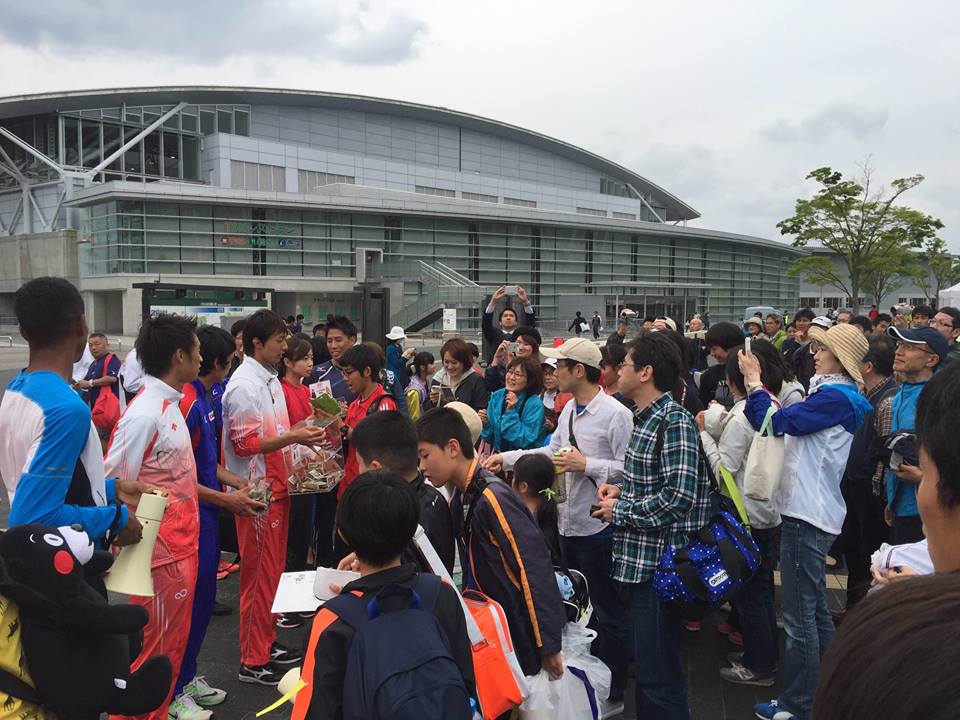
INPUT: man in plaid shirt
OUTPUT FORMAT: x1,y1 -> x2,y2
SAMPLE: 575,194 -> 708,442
594,332 -> 709,720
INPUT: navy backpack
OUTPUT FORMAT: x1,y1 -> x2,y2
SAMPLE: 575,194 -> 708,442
324,572 -> 474,720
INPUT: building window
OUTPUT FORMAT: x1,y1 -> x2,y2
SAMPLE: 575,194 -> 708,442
612,211 -> 636,220
800,297 -> 820,309
576,207 -> 607,217
600,178 -> 632,198
585,231 -> 594,285
299,169 -> 355,192
630,234 -> 639,282
231,161 -> 286,192
530,227 -> 541,305
504,197 -> 536,208
415,185 -> 455,198
463,191 -> 497,203
384,216 -> 401,256
468,222 -> 480,282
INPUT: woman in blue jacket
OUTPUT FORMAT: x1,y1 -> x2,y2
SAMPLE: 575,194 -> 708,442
740,322 -> 871,720
480,355 -> 545,451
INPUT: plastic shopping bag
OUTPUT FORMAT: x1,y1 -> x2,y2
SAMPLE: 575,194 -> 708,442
518,670 -> 554,720
562,623 -> 611,707
518,669 -> 596,720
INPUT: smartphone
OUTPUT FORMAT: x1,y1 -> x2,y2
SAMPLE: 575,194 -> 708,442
744,337 -> 752,355
506,342 -> 519,353
504,285 -> 518,295
589,504 -> 601,516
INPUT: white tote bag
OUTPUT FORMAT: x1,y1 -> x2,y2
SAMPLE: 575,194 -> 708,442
743,404 -> 785,502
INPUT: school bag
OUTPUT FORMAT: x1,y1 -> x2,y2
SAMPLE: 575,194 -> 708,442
323,572 -> 474,720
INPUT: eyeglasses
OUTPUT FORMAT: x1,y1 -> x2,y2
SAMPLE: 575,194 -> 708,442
932,319 -> 955,329
809,340 -> 827,354
895,340 -> 936,355
505,369 -> 527,378
341,367 -> 359,376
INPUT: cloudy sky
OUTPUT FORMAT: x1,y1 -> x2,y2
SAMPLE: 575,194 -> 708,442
1,0 -> 957,248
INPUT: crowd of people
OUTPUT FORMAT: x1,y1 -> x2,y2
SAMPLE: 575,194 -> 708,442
2,276 -> 960,720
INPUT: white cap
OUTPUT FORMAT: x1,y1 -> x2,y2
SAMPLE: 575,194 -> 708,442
811,316 -> 834,330
541,357 -> 558,369
385,326 -> 407,341
653,316 -> 678,332
540,337 -> 603,369
445,401 -> 482,445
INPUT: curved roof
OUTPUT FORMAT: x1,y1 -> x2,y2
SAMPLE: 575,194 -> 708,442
0,85 -> 699,221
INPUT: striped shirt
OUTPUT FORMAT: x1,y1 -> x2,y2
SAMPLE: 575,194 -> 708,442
611,392 -> 710,584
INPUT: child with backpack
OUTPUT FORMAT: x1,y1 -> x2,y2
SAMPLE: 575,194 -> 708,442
292,471 -> 476,720
416,407 -> 566,681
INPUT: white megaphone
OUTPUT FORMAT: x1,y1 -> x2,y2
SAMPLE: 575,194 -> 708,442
104,492 -> 168,597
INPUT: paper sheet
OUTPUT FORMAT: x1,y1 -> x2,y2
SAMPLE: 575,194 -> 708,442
270,568 -> 362,614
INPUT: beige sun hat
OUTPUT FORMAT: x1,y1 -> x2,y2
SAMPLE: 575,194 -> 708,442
807,323 -> 869,385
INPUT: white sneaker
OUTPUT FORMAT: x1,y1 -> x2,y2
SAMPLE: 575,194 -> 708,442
168,692 -> 212,720
182,676 -> 227,707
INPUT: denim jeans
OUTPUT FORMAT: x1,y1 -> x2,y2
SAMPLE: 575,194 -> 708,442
732,526 -> 779,675
560,527 -> 631,701
778,517 -> 836,720
624,581 -> 689,720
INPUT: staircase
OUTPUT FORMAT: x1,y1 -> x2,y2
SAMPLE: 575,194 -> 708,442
373,260 -> 492,332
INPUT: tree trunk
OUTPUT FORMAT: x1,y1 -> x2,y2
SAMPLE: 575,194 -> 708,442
850,269 -> 861,315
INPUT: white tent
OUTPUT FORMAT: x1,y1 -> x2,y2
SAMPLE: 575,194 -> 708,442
941,282 -> 960,309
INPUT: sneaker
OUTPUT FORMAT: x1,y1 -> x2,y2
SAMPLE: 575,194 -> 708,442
167,693 -> 212,720
212,600 -> 232,617
270,643 -> 303,666
716,621 -> 737,635
599,698 -> 626,719
727,650 -> 745,665
728,630 -> 744,646
217,558 -> 240,580
275,613 -> 304,629
720,664 -> 775,687
755,700 -> 796,719
238,663 -> 284,686
683,620 -> 701,631
182,676 -> 226,707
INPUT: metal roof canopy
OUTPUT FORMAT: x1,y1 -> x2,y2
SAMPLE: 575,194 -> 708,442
0,85 -> 700,222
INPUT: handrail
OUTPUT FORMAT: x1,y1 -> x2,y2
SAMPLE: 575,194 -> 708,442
0,335 -> 13,347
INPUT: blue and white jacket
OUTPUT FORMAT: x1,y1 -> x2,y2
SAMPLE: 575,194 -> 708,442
0,370 -> 128,539
745,375 -> 872,535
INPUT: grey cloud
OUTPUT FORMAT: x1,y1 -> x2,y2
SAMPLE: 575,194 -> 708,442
761,104 -> 889,143
0,0 -> 427,66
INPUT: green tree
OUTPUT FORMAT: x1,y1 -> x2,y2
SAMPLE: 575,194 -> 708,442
861,244 -> 921,309
910,237 -> 960,305
779,164 -> 944,314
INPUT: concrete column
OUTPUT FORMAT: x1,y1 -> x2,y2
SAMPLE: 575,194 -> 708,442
122,286 -> 143,336
81,290 -> 97,333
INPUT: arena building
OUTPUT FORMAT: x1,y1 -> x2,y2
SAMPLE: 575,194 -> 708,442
0,86 -> 802,336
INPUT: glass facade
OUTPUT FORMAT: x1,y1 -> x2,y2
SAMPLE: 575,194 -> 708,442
44,104 -> 250,184
78,199 -> 799,322
0,114 -> 60,189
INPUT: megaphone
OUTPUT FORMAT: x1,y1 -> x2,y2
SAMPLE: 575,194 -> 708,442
255,667 -> 303,717
104,492 -> 168,597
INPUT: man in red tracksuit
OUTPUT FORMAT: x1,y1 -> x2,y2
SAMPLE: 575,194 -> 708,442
221,310 -> 327,685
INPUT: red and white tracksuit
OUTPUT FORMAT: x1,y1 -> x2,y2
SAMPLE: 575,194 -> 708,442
105,375 -> 200,720
222,356 -> 294,666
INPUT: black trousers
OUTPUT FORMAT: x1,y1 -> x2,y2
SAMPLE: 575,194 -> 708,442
840,481 -> 889,608
891,514 -> 924,545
